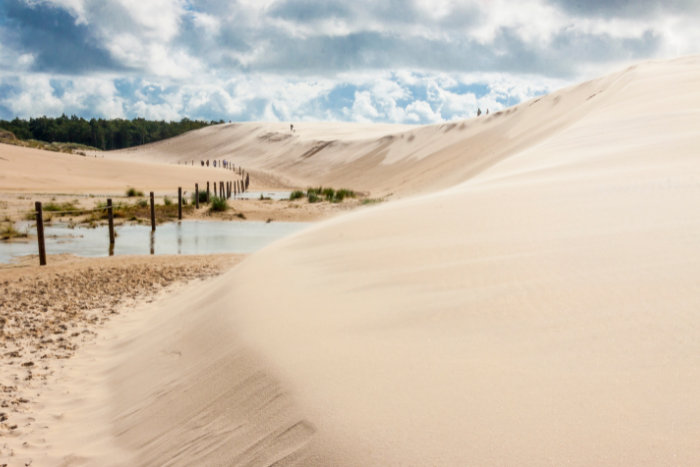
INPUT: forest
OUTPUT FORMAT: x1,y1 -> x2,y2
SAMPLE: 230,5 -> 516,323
0,115 -> 221,150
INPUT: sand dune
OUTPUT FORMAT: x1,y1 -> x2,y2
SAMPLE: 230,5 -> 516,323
105,62 -> 639,199
6,55 -> 700,466
0,143 -> 245,194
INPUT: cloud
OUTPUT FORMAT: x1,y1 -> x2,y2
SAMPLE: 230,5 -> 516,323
0,0 -> 698,123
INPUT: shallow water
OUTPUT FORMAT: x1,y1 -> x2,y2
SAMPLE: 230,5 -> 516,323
0,220 -> 310,263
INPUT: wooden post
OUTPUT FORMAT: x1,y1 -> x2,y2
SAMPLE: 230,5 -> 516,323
207,182 -> 210,203
214,182 -> 217,198
35,201 -> 46,266
150,192 -> 156,231
107,198 -> 115,245
178,187 -> 182,220
220,181 -> 224,199
195,183 -> 199,209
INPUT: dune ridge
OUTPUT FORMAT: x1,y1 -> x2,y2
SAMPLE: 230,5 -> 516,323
108,61 -> 640,198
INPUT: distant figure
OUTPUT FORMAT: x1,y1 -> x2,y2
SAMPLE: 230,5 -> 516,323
486,109 -> 489,115
206,160 -> 209,167
213,160 -> 216,168
477,108 -> 482,116
290,124 -> 294,132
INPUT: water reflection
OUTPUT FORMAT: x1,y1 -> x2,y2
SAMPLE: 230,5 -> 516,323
0,220 -> 310,263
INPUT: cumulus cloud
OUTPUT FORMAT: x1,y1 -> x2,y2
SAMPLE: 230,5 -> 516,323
0,0 -> 698,123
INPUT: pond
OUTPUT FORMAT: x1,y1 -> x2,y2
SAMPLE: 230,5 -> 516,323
0,220 -> 310,264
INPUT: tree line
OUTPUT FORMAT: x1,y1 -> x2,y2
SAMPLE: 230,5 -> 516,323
0,115 -> 221,151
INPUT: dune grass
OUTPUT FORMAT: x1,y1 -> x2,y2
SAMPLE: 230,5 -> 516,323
305,187 -> 356,203
192,190 -> 208,204
0,223 -> 27,240
209,196 -> 229,212
126,187 -> 144,197
289,190 -> 305,201
362,198 -> 384,205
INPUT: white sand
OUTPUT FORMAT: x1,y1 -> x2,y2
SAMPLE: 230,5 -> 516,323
3,55 -> 700,466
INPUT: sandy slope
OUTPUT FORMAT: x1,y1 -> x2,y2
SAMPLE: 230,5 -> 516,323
55,56 -> 700,466
0,144 -> 245,194
103,65 -> 635,198
8,55 -> 700,466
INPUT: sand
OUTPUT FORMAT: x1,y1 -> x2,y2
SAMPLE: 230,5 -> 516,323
2,55 -> 700,466
0,253 -> 244,465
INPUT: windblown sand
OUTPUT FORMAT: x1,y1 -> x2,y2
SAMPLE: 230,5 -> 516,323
1,55 -> 700,466
0,254 -> 243,465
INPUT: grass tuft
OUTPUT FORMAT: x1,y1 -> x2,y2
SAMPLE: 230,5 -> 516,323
362,198 -> 384,205
192,190 -> 208,204
209,196 -> 229,212
126,187 -> 144,197
289,190 -> 305,201
1,223 -> 27,240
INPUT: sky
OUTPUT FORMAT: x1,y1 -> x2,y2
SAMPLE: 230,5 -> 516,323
0,0 -> 699,124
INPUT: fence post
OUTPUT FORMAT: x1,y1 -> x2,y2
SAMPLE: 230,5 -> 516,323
35,201 -> 46,266
107,198 -> 115,245
178,187 -> 182,220
195,183 -> 199,209
207,182 -> 210,203
150,191 -> 156,231
214,181 -> 217,198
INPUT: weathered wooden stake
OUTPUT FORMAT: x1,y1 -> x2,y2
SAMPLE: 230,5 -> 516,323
220,181 -> 224,199
107,198 -> 115,245
150,192 -> 156,231
214,182 -> 217,198
195,183 -> 199,209
178,187 -> 182,220
207,182 -> 210,203
35,201 -> 46,266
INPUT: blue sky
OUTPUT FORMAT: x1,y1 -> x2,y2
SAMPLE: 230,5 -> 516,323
0,0 -> 699,123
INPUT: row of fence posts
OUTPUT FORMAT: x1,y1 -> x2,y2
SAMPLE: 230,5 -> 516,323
33,170 -> 250,266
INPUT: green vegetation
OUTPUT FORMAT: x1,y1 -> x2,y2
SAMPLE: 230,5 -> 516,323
334,188 -> 356,202
163,196 -> 173,206
0,115 -> 221,151
24,200 -> 81,220
362,198 -> 384,205
192,190 -> 208,204
289,190 -> 305,201
126,187 -> 144,197
1,223 -> 27,240
89,199 -> 192,224
209,196 -> 229,212
306,187 -> 322,197
304,187 -> 356,203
